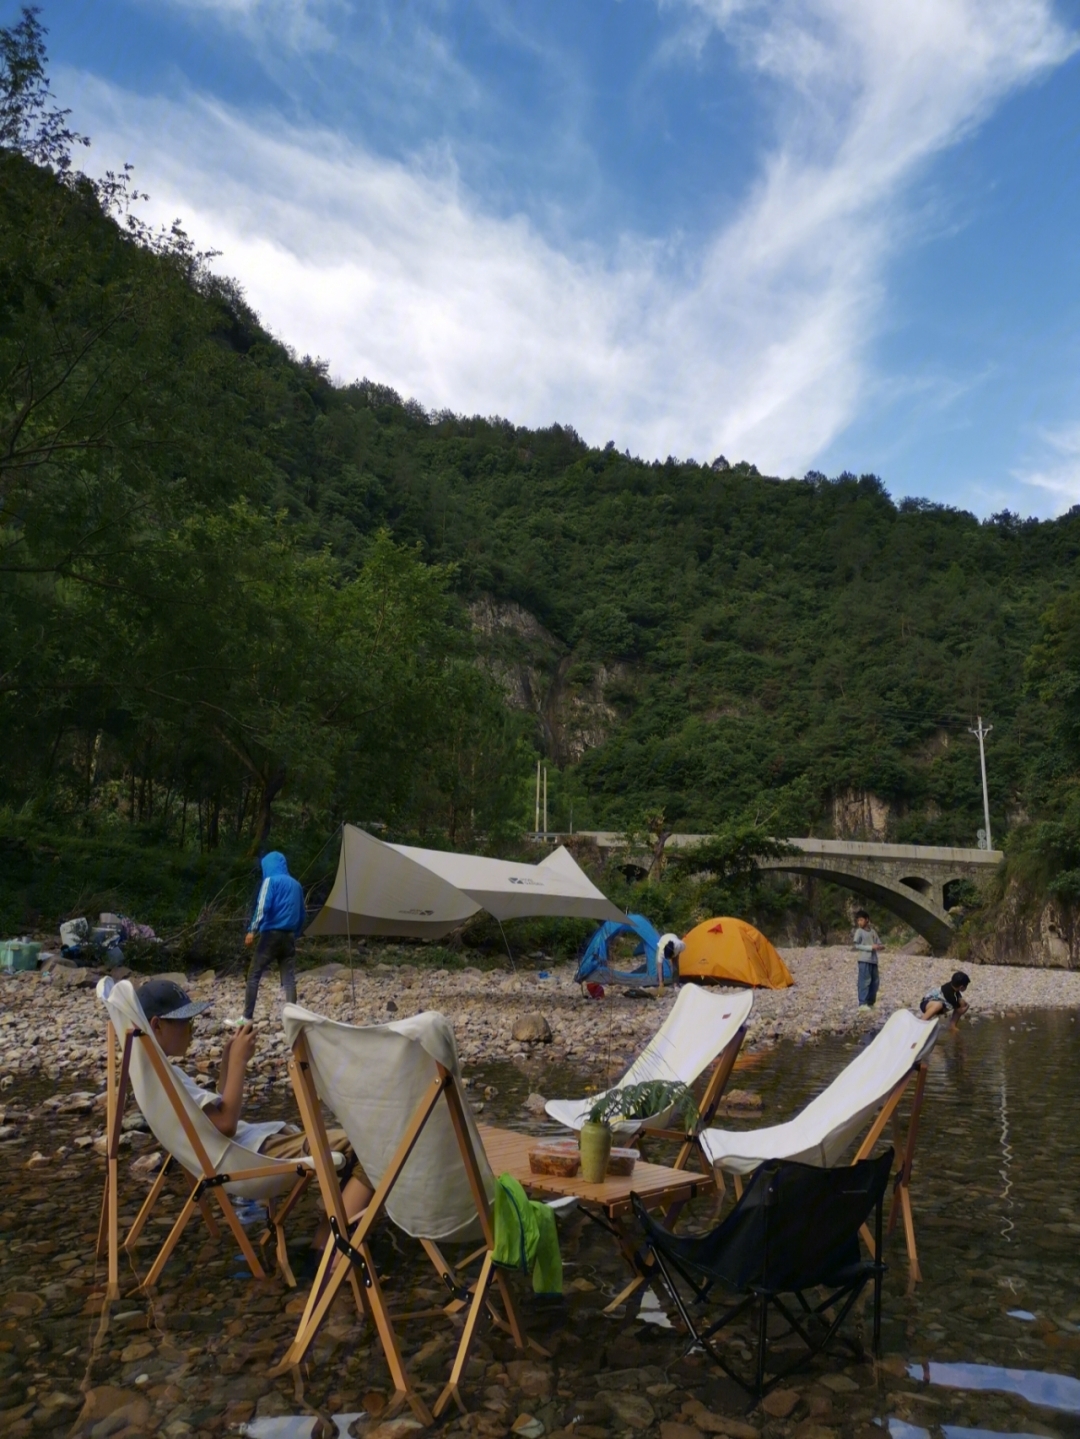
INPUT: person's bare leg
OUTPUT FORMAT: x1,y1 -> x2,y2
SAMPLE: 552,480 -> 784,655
312,1173 -> 374,1250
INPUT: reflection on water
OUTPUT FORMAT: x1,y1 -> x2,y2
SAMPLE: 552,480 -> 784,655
637,1287 -> 674,1330
911,1359 -> 1080,1413
889,1422 -> 1048,1439
241,1415 -> 365,1437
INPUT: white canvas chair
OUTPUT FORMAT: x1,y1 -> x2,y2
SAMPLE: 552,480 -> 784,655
95,978 -> 341,1297
545,986 -> 754,1168
270,1004 -> 535,1424
700,1009 -> 940,1280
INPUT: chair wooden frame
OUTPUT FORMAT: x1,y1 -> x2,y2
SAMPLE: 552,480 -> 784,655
96,1016 -> 317,1298
641,1020 -> 749,1173
268,1034 -> 532,1424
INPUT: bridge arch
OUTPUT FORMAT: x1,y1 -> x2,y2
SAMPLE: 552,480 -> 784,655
760,857 -> 955,952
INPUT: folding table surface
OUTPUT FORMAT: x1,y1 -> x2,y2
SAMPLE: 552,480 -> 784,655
478,1124 -> 715,1217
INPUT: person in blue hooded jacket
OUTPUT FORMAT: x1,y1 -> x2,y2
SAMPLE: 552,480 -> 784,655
241,851 -> 306,1023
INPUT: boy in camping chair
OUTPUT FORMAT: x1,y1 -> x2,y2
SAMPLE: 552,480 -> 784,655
137,979 -> 373,1244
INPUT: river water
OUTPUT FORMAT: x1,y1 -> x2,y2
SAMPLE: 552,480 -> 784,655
1,1007 -> 1079,1437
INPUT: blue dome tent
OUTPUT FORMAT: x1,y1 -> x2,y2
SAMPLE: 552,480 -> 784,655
575,912 -> 672,986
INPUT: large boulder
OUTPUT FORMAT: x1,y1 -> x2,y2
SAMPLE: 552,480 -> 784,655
511,1014 -> 552,1044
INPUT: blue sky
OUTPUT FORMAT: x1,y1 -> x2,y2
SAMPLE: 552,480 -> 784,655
20,0 -> 1080,516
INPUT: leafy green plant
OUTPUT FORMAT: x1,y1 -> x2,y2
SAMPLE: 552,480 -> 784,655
586,1079 -> 699,1131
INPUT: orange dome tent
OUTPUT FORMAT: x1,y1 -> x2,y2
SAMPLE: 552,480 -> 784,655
678,917 -> 794,989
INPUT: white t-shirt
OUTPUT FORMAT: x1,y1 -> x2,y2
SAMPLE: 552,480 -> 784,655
172,1063 -> 286,1153
656,932 -> 686,965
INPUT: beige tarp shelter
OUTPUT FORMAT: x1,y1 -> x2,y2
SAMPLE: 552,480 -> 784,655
307,824 -> 623,939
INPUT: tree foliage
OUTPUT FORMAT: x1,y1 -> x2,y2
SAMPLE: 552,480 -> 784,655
6,6 -> 1080,930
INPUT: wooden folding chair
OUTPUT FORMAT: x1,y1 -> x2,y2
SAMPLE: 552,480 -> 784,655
269,1008 -> 536,1424
544,985 -> 753,1155
648,1017 -> 750,1173
95,980 -> 335,1297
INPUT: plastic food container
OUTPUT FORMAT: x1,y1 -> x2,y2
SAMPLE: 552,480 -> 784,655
0,941 -> 43,972
606,1147 -> 640,1177
528,1141 -> 581,1177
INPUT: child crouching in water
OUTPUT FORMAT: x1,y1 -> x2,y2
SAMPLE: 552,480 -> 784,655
919,970 -> 971,1024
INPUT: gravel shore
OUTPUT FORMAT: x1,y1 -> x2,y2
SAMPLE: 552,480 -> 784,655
2,945 -> 1078,1091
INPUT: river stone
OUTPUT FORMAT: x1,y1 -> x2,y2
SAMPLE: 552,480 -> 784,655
72,1386 -> 152,1435
661,1424 -> 704,1439
682,1401 -> 758,1438
761,1389 -> 799,1418
506,1360 -> 553,1397
364,1420 -> 425,1439
819,1374 -> 859,1392
513,1417 -> 545,1439
523,1093 -> 548,1114
512,1014 -> 552,1044
50,966 -> 92,987
604,1392 -> 654,1429
1,1292 -> 44,1317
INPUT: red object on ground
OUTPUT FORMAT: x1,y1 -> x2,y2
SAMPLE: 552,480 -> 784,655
584,981 -> 606,1000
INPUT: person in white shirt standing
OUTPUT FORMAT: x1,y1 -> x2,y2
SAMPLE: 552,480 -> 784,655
852,909 -> 883,1011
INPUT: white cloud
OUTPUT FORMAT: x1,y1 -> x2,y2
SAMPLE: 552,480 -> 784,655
1014,423 -> 1080,513
149,0 -> 345,53
61,0 -> 1075,471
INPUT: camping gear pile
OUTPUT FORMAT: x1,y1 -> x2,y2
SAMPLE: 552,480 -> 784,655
60,912 -> 158,965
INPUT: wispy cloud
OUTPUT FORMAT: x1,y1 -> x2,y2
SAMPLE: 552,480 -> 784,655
152,0 -> 345,52
1014,423 -> 1080,512
64,0 -> 1075,471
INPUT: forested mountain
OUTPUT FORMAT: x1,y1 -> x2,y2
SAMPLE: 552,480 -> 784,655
5,7 -> 1080,931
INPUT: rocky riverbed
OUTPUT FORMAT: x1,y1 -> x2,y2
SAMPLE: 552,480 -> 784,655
2,946 -> 1079,1091
2,994 -> 1079,1439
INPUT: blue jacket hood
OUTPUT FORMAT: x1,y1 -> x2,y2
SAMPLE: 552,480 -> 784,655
250,851 -> 305,934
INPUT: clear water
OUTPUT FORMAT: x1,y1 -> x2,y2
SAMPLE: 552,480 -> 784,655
3,1007 -> 1080,1435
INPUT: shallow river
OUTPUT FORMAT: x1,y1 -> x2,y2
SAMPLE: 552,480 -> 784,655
1,1007 -> 1079,1438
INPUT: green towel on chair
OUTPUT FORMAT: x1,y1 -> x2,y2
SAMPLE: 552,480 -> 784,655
493,1173 -> 563,1295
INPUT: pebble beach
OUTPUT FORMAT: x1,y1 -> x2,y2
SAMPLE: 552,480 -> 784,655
3,946 -> 1079,1092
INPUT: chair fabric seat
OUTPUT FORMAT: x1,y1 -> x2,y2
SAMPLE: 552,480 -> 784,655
545,986 -> 753,1132
700,1009 -> 938,1174
633,1148 -> 893,1397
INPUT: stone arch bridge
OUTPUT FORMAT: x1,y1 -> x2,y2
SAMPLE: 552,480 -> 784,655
567,833 -> 1003,952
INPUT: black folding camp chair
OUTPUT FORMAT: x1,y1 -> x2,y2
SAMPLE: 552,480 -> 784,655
632,1147 -> 892,1398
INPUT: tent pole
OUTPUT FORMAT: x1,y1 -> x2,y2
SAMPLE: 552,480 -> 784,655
341,823 -> 355,1018
497,918 -> 516,972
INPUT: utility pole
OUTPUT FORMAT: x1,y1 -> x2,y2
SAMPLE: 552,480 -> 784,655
543,765 -> 548,840
969,716 -> 993,851
534,760 -> 541,838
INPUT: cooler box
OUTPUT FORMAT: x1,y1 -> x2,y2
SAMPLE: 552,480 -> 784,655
0,941 -> 42,972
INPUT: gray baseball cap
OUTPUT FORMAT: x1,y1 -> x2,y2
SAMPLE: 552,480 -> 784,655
136,978 -> 211,1022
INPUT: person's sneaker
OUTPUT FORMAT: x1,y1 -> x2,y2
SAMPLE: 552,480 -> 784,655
857,1004 -> 871,1012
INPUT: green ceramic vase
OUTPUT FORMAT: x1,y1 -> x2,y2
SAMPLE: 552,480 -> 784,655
579,1121 -> 612,1183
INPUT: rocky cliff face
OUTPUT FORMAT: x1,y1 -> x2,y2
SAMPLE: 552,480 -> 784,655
469,597 -> 628,765
831,789 -> 891,839
961,885 -> 1077,968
